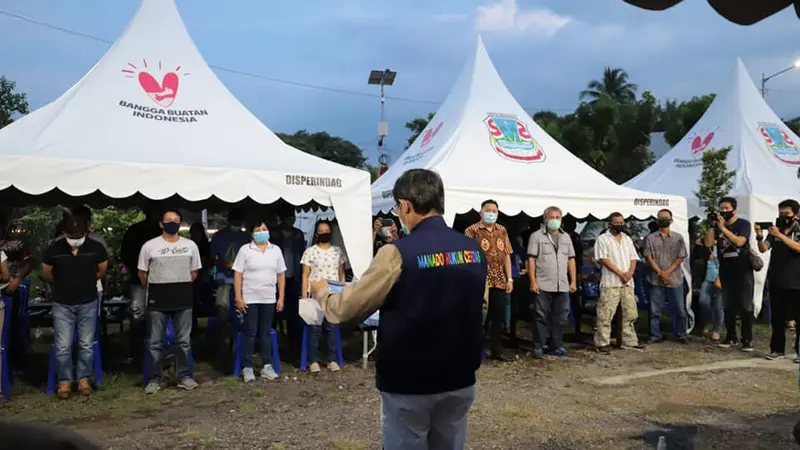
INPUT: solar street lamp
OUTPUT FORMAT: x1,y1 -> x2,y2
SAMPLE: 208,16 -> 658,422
368,69 -> 397,176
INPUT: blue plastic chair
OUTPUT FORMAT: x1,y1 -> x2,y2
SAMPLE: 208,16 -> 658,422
46,298 -> 104,395
1,295 -> 12,399
142,317 -> 195,386
299,324 -> 344,371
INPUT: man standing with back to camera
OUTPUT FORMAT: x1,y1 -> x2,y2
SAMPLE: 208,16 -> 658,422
705,196 -> 755,351
310,169 -> 487,450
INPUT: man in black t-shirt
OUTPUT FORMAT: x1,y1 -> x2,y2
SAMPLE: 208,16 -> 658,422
704,196 -> 755,351
42,215 -> 108,400
756,199 -> 800,360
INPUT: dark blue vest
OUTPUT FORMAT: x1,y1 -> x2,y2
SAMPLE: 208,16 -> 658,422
376,216 -> 487,395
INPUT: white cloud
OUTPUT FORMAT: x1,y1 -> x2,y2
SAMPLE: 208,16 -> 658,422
432,13 -> 468,23
474,0 -> 572,36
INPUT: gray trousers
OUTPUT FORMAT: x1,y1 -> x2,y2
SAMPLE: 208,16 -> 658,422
381,385 -> 475,450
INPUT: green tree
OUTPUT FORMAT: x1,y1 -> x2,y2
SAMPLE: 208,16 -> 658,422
785,116 -> 800,136
0,75 -> 30,129
579,67 -> 638,103
544,91 -> 657,183
695,146 -> 735,215
660,94 -> 716,146
405,112 -> 435,147
91,207 -> 145,294
277,130 -> 366,169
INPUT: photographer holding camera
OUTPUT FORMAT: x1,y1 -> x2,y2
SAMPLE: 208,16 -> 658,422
756,199 -> 800,360
704,197 -> 755,351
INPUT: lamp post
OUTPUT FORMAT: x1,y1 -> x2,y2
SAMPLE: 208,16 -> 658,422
368,69 -> 397,176
761,59 -> 800,98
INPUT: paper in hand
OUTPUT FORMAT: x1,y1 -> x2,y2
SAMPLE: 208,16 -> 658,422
299,298 -> 325,326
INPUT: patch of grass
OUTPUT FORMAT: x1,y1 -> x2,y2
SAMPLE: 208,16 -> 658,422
270,443 -> 287,450
220,377 -> 240,388
331,440 -> 367,450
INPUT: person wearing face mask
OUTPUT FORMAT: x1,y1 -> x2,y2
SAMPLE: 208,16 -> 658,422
232,220 -> 286,382
527,206 -> 577,357
300,220 -> 346,373
644,209 -> 688,344
756,199 -> 800,360
41,215 -> 108,399
138,209 -> 202,394
593,212 -> 645,354
308,169 -> 486,450
208,208 -> 250,368
704,196 -> 754,351
464,199 -> 515,362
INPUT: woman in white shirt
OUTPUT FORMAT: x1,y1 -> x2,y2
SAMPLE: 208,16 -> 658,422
301,221 -> 346,373
232,220 -> 287,383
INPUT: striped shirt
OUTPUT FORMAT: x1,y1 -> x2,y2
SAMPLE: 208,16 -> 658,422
594,231 -> 639,288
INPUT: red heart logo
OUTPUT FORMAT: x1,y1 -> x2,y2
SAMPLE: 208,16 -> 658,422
420,122 -> 443,147
138,71 -> 179,107
691,132 -> 714,155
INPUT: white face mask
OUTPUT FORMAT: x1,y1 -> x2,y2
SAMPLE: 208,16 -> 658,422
66,237 -> 85,248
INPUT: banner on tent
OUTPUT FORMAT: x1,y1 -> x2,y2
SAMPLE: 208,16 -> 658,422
758,122 -> 800,166
484,113 -> 545,163
633,198 -> 670,207
120,59 -> 209,123
284,174 -> 343,188
672,128 -> 717,169
403,121 -> 444,165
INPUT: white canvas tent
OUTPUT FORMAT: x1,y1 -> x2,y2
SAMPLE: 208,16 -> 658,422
371,36 -> 693,324
625,58 -> 800,317
626,58 -> 800,222
372,37 -> 688,230
0,0 -> 372,276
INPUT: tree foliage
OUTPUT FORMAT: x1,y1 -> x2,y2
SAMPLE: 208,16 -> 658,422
695,146 -> 735,215
405,112 -> 435,148
0,75 -> 30,129
579,67 -> 638,103
277,130 -> 367,169
660,94 -> 716,146
785,116 -> 800,136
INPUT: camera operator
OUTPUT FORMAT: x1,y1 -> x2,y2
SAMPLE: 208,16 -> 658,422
704,197 -> 754,351
756,199 -> 800,360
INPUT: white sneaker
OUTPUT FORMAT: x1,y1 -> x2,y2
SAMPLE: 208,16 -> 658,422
309,362 -> 321,373
261,365 -> 278,380
177,378 -> 199,391
328,361 -> 341,372
242,367 -> 255,383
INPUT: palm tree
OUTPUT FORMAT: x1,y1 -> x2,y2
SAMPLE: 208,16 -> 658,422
579,67 -> 638,103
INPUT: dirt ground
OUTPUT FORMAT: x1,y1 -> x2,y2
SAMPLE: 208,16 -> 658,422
2,324 -> 799,450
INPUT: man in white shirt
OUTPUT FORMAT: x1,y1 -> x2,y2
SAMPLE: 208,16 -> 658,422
593,212 -> 645,353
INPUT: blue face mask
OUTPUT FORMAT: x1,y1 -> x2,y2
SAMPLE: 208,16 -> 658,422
483,212 -> 498,225
253,231 -> 270,244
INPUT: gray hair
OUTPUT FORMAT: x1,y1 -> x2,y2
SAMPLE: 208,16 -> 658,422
543,206 -> 562,218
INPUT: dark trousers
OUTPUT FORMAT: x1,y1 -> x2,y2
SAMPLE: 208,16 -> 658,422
534,291 -> 569,349
275,277 -> 302,358
721,272 -> 755,343
6,289 -> 25,369
769,287 -> 800,354
242,303 -> 276,369
488,288 -> 506,354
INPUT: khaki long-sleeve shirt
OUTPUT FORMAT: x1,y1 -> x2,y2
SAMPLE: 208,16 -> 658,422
312,244 -> 403,324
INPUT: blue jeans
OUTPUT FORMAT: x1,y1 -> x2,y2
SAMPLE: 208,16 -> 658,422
649,284 -> 687,340
52,300 -> 98,383
381,385 -> 475,450
309,319 -> 336,363
534,291 -> 570,349
242,303 -> 275,369
147,309 -> 193,383
698,280 -> 724,333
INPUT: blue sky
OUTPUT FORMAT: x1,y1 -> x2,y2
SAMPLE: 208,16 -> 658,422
2,0 -> 800,166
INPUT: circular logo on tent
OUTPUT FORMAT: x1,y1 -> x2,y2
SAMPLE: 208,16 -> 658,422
758,122 -> 800,165
484,114 -> 545,163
